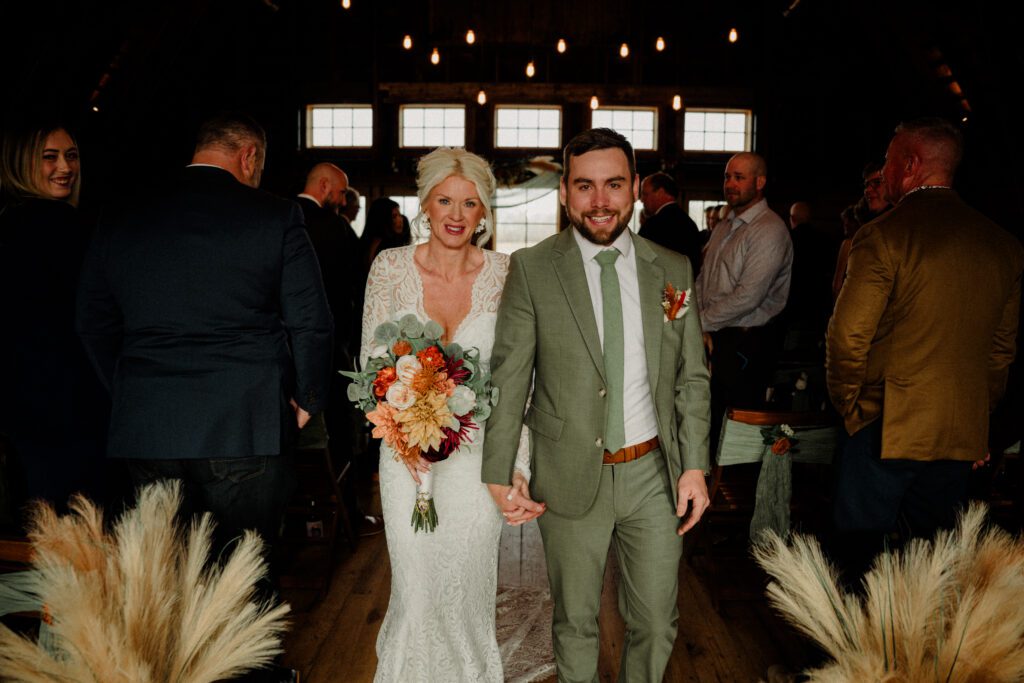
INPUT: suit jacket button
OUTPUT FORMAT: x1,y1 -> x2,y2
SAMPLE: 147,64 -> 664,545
595,438 -> 604,448
598,388 -> 607,397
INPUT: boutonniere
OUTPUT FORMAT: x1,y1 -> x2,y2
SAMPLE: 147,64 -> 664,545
661,283 -> 690,322
761,424 -> 798,456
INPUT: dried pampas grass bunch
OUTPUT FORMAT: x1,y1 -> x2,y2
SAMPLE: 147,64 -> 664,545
0,480 -> 290,682
753,503 -> 1024,682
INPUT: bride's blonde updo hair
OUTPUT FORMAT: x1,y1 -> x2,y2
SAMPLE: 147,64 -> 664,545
415,147 -> 497,245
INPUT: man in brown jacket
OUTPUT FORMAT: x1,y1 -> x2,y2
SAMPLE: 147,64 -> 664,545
827,118 -> 1023,561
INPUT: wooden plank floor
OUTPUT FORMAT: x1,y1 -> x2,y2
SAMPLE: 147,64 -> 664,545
279,512 -> 817,682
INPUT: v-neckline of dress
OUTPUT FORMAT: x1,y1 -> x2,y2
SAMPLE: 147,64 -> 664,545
411,247 -> 486,346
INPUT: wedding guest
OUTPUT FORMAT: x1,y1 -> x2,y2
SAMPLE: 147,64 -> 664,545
76,113 -> 333,557
827,118 -> 1023,579
295,165 -> 382,536
697,152 -> 792,444
0,123 -> 109,518
361,197 -> 408,268
638,171 -> 703,274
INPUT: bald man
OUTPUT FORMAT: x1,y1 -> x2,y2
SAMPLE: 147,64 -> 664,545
697,153 -> 792,430
296,163 -> 355,353
827,118 -> 1022,572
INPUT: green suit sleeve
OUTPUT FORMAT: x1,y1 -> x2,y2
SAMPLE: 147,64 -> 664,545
482,252 -> 536,486
674,261 -> 711,473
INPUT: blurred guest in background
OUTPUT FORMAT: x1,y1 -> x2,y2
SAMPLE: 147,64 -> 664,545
0,123 -> 110,522
361,197 -> 409,268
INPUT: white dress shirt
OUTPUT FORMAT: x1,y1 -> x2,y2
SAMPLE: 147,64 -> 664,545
572,228 -> 659,447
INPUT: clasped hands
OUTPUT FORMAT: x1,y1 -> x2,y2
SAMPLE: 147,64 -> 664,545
487,472 -> 546,526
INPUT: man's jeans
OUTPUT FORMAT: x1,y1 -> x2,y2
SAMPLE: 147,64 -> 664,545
126,455 -> 296,558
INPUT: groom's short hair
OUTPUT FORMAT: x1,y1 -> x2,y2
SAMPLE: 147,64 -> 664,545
563,128 -> 636,181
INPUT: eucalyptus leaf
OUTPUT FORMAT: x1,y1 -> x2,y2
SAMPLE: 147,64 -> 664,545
423,319 -> 444,340
374,321 -> 400,344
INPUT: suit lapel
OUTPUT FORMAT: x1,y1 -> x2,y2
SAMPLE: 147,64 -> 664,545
552,229 -> 606,381
633,235 -> 665,394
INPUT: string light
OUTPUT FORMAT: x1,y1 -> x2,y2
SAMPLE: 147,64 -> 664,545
477,90 -> 487,105
557,38 -> 567,53
619,42 -> 630,58
430,47 -> 440,65
341,0 -> 350,8
465,29 -> 475,45
672,94 -> 682,111
526,61 -> 536,78
402,34 -> 412,50
728,27 -> 738,43
92,106 -> 100,112
656,36 -> 665,52
590,95 -> 599,110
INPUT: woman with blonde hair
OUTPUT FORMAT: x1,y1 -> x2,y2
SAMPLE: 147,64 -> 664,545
360,147 -> 540,682
0,123 -> 108,518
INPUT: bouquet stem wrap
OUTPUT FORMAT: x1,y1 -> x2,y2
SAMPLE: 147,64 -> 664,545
412,469 -> 438,533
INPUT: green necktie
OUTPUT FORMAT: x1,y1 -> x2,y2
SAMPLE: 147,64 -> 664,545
595,249 -> 625,453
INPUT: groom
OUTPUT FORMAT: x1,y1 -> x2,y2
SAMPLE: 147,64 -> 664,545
483,128 -> 711,682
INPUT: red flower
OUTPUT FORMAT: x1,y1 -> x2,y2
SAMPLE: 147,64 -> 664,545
392,340 -> 412,356
444,357 -> 470,385
423,413 -> 478,462
417,345 -> 446,371
373,367 -> 398,398
770,437 -> 792,456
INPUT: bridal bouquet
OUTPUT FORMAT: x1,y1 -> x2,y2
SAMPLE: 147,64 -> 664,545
343,314 -> 497,532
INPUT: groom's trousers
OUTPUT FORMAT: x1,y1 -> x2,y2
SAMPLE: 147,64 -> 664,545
537,449 -> 683,683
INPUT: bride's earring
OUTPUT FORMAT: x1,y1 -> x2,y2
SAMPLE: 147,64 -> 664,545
474,218 -> 486,235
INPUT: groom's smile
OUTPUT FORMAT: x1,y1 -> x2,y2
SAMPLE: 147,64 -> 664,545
560,147 -> 638,246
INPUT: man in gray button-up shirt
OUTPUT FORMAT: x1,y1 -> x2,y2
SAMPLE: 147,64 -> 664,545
697,152 -> 792,436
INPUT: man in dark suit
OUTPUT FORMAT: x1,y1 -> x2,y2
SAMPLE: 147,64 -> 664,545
638,171 -> 703,274
294,166 -> 382,536
295,162 -> 356,361
827,118 -> 1022,577
77,113 -> 333,551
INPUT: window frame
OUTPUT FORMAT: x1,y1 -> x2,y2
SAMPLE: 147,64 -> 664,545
589,106 -> 659,152
305,104 -> 374,149
398,104 -> 467,149
682,107 -> 753,153
493,104 -> 563,150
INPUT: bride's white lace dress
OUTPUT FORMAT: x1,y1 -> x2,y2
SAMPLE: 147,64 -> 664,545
361,245 -> 528,683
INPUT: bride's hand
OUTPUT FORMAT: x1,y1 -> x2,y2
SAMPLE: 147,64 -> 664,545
403,455 -> 432,485
503,471 -> 546,525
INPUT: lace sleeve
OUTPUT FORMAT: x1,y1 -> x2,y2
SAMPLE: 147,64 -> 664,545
513,426 -> 532,483
359,251 -> 392,370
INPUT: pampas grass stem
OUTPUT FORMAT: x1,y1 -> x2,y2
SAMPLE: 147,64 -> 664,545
0,480 -> 290,682
754,503 -> 1024,682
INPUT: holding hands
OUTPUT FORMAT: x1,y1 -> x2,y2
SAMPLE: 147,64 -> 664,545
487,471 -> 546,525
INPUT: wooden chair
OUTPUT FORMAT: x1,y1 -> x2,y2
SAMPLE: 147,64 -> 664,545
693,408 -> 838,608
277,413 -> 355,593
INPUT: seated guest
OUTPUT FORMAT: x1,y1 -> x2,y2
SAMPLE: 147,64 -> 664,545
0,123 -> 109,519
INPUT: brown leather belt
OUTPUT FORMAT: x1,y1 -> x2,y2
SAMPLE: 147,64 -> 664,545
602,436 -> 660,465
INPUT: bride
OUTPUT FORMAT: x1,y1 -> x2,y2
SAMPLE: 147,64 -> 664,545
360,147 -> 545,682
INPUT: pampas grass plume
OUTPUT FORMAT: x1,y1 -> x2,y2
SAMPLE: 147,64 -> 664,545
0,480 -> 290,682
754,503 -> 1024,682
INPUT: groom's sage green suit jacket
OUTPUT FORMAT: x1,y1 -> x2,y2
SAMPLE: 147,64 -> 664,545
483,228 -> 710,518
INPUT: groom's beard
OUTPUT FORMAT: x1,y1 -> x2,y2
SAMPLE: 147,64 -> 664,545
568,206 -> 633,246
